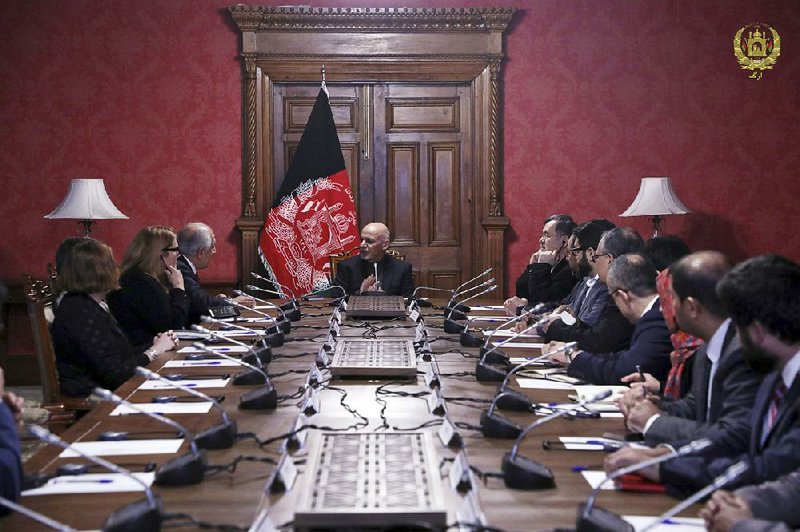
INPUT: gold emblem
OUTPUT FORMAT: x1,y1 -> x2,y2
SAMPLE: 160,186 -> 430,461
734,23 -> 780,80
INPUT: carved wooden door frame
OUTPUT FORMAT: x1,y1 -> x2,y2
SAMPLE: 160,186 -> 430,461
229,6 -> 515,294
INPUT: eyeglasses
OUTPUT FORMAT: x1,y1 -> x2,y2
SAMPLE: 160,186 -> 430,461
162,246 -> 180,253
591,252 -> 613,263
608,287 -> 626,298
568,246 -> 588,256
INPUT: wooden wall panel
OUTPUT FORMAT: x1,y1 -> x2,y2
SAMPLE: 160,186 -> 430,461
386,144 -> 419,246
387,99 -> 459,132
429,143 -> 460,247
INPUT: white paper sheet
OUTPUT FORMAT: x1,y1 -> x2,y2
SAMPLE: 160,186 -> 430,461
516,378 -> 574,390
174,330 -> 210,340
623,516 -> 705,531
573,385 -> 628,403
548,403 -> 624,417
482,329 -> 542,338
467,315 -> 509,322
220,316 -> 275,324
109,402 -> 214,416
509,357 -> 551,365
558,436 -> 620,451
213,329 -> 259,338
163,359 -> 241,368
177,345 -> 249,354
581,470 -> 614,489
553,310 -> 577,326
58,439 -> 183,458
469,305 -> 507,311
493,342 -> 545,349
23,473 -> 156,496
137,378 -> 231,390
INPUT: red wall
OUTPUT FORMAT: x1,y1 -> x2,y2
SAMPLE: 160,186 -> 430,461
2,0 -> 799,291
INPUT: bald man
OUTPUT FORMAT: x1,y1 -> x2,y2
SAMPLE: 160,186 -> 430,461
333,222 -> 414,297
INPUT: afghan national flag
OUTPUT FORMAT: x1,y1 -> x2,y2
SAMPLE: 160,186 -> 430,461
258,87 -> 360,297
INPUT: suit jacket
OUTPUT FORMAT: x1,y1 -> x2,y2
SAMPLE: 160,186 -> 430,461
645,326 -> 762,445
567,301 -> 672,385
514,258 -> 576,306
731,521 -> 793,532
177,255 -> 227,325
107,269 -> 189,350
660,371 -> 800,498
52,293 -> 150,398
0,404 -> 22,515
334,254 -> 414,297
545,298 -> 634,354
736,469 -> 800,527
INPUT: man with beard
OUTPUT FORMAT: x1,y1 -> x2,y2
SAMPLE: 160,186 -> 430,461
617,251 -> 762,445
541,226 -> 642,353
604,255 -> 800,499
333,222 -> 414,297
504,214 -> 577,313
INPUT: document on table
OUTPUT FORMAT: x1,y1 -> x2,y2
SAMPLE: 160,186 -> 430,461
178,345 -> 249,354
558,436 -> 620,451
516,378 -> 574,390
213,329 -> 259,338
482,329 -> 542,338
220,316 -> 274,324
164,359 -> 241,368
573,385 -> 629,403
495,342 -> 545,349
581,470 -> 614,490
109,402 -> 214,416
552,310 -> 577,325
138,378 -> 231,390
58,439 -> 184,458
467,315 -> 509,322
622,516 -> 705,531
23,473 -> 156,496
469,305 -> 507,311
548,402 -> 623,417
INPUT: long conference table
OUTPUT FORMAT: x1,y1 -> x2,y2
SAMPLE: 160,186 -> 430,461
4,298 -> 703,531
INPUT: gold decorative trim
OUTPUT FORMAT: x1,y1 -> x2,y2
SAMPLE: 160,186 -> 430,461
229,6 -> 515,33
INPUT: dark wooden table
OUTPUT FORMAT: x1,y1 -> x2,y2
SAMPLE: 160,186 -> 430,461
4,300 -> 700,531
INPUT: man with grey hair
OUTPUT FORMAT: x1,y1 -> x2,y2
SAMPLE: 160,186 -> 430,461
547,252 -> 672,384
333,222 -> 414,297
177,222 -> 252,324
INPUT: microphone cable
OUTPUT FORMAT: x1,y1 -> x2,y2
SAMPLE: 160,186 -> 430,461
203,455 -> 277,477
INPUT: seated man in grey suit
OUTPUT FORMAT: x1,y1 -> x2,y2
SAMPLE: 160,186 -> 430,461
333,222 -> 414,298
617,251 -> 762,445
701,469 -> 800,531
177,222 -> 252,324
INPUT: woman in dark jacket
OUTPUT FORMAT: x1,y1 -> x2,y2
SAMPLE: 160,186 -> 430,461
52,238 -> 176,398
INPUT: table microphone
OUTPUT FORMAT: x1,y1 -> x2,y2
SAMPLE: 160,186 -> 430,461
228,294 -> 290,338
191,342 -> 277,410
445,267 -> 493,313
476,307 -> 540,364
640,460 -> 748,532
27,425 -> 163,531
192,326 -> 267,385
410,286 -> 453,307
0,494 -> 76,531
136,367 -> 237,450
476,317 -> 547,382
198,317 -> 271,365
233,290 -> 294,332
92,387 -> 207,486
444,277 -> 495,320
301,284 -> 347,307
494,342 -> 577,411
577,437 -> 713,532
222,299 -> 285,347
443,283 -> 497,333
250,271 -> 299,310
245,285 -> 301,321
501,390 -> 613,490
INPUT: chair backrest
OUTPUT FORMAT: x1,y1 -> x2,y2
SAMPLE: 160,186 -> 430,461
328,248 -> 407,282
23,275 -> 61,404
385,249 -> 406,261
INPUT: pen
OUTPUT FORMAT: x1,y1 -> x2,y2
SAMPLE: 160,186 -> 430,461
51,478 -> 114,484
636,364 -> 645,381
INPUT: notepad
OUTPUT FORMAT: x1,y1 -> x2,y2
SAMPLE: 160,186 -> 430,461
573,385 -> 628,403
482,329 -> 541,338
622,516 -> 704,531
163,359 -> 241,368
469,305 -> 506,311
58,439 -> 184,458
516,377 -> 574,390
558,436 -> 620,451
138,378 -> 231,390
581,470 -> 614,489
493,341 -> 545,349
467,315 -> 508,322
177,345 -> 249,354
109,402 -> 214,416
23,472 -> 156,496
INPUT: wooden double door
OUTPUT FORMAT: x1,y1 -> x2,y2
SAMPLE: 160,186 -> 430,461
274,83 -> 475,291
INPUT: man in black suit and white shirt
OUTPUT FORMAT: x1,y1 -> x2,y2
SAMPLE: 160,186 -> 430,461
333,222 -> 413,297
177,223 -> 252,324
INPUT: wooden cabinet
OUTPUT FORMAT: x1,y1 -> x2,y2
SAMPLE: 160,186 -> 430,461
230,6 -> 515,295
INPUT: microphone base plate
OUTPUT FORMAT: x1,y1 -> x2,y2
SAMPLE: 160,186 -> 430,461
576,503 -> 634,532
479,411 -> 522,439
502,453 -> 555,490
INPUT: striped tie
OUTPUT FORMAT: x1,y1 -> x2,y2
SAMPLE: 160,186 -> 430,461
766,381 -> 788,432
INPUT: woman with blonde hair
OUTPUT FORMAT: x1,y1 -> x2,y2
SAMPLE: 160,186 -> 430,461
107,226 -> 188,350
52,238 -> 176,398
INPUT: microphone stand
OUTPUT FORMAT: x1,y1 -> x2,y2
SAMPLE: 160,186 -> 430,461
224,299 -> 285,347
577,438 -> 713,532
476,317 -> 547,382
444,267 -> 493,315
191,342 -> 277,410
136,367 -> 237,450
443,283 -> 497,334
477,309 -> 538,365
245,285 -> 301,321
192,325 -> 268,385
494,342 -> 576,411
444,277 -> 495,320
249,271 -> 299,310
198,316 -> 271,365
502,390 -> 613,490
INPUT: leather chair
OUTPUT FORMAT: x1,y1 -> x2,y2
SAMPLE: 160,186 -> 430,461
328,248 -> 407,281
23,275 -> 89,432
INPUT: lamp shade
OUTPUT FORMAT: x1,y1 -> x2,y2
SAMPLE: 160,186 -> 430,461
45,179 -> 128,221
619,177 -> 690,217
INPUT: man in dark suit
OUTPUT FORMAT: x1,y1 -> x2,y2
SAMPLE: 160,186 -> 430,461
619,251 -> 762,445
0,368 -> 23,515
605,255 -> 800,499
333,222 -> 414,297
504,214 -> 577,312
177,223 -> 253,324
548,252 -> 673,385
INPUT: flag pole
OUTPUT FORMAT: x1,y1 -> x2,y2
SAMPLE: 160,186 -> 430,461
321,64 -> 328,95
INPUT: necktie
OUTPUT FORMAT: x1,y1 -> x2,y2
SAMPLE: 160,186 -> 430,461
766,380 -> 788,432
